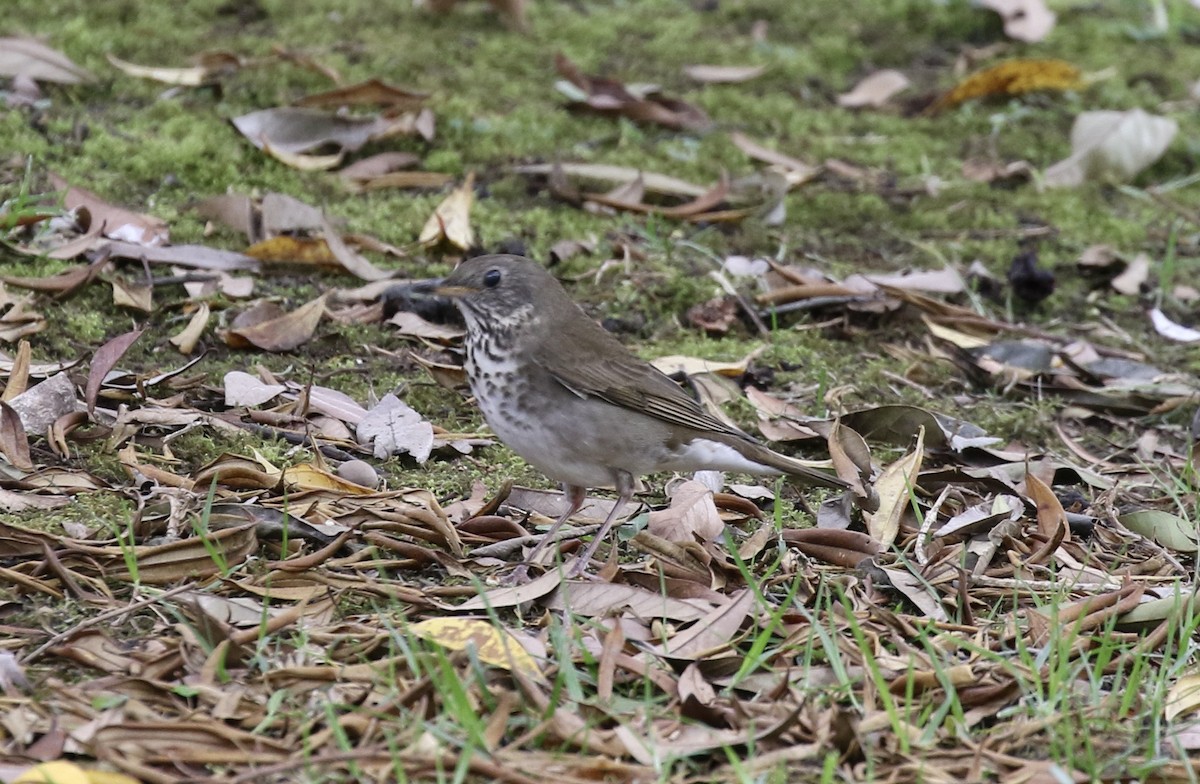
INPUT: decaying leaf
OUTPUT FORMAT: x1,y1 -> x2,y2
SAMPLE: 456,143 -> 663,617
1149,308 -> 1200,343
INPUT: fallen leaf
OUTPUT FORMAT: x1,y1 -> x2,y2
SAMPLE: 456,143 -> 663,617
85,329 -> 142,414
231,107 -> 420,155
419,173 -> 475,250
864,426 -> 923,548
106,53 -> 231,86
410,618 -> 541,677
681,64 -> 766,84
1044,109 -> 1178,187
293,78 -> 428,111
555,52 -> 710,131
356,393 -> 434,462
645,480 -> 724,544
1110,253 -> 1151,295
978,0 -> 1056,42
513,162 -> 708,198
929,59 -> 1081,114
0,38 -> 95,84
226,294 -> 327,352
0,402 -> 33,471
728,132 -> 820,185
1149,308 -> 1200,343
837,69 -> 910,108
223,371 -> 286,407
169,303 -> 210,354
51,175 -> 169,246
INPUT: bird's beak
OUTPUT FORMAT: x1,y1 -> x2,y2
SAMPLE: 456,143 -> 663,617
407,279 -> 477,298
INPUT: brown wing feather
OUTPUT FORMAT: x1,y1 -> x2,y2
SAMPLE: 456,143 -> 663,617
529,312 -> 750,438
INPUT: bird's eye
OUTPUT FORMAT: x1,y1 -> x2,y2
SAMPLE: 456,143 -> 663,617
482,268 -> 502,288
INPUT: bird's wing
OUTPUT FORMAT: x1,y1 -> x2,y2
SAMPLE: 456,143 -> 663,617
534,344 -> 747,438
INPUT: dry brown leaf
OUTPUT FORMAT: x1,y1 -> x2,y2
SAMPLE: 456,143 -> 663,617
51,175 -> 169,246
225,294 -> 327,352
0,402 -> 33,472
410,618 -> 541,677
1111,253 -> 1151,295
555,52 -> 710,131
110,278 -> 153,313
85,329 -> 142,414
293,78 -> 428,111
645,480 -> 724,544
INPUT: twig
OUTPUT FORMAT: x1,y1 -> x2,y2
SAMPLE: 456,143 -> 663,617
21,583 -> 196,664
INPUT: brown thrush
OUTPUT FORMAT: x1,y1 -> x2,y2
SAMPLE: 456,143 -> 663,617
426,254 -> 858,575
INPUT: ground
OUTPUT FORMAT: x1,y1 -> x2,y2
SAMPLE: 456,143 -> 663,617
1,0 -> 1199,782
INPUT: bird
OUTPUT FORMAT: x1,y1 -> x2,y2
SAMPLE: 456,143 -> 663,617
420,254 -> 864,577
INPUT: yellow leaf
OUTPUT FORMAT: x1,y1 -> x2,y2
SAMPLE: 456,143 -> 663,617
15,761 -> 90,784
410,617 -> 540,677
930,59 -> 1081,113
282,463 -> 376,494
419,172 -> 475,250
245,236 -> 338,265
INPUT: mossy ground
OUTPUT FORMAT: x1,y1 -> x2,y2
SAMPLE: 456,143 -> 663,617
3,0 -> 1199,518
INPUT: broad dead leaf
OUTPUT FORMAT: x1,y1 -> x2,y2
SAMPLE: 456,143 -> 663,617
225,294 -> 327,352
1044,109 -> 1177,187
419,173 -> 475,250
0,38 -> 95,84
51,175 -> 169,246
231,107 -> 423,156
85,329 -> 142,414
356,393 -> 435,462
409,618 -> 541,677
645,480 -> 724,544
1149,308 -> 1200,343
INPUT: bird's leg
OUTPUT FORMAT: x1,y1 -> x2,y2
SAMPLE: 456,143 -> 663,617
568,471 -> 634,578
508,483 -> 587,583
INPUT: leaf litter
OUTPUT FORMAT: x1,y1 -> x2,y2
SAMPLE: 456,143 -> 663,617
2,5 -> 1200,784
